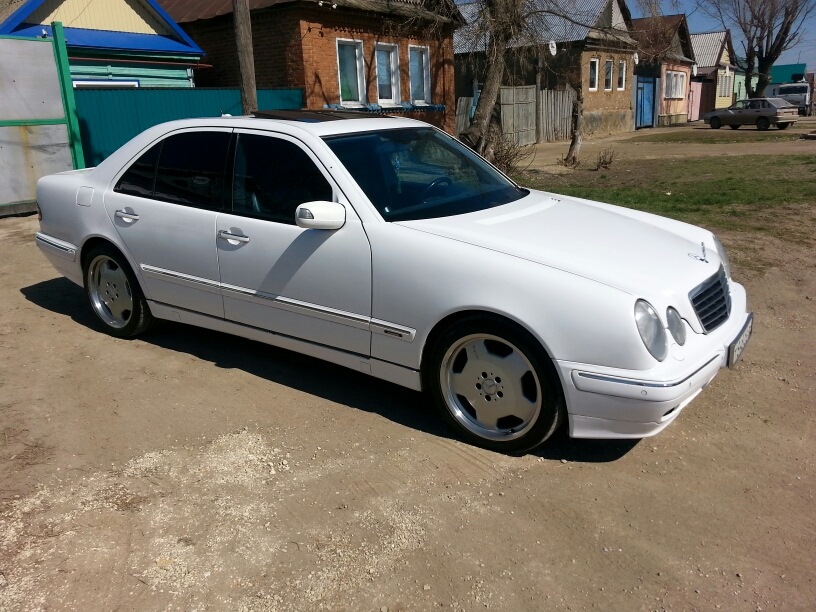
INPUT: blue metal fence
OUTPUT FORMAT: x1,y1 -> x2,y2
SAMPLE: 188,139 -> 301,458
75,87 -> 303,165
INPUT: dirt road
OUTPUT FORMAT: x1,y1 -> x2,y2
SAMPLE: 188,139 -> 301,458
1,134 -> 814,610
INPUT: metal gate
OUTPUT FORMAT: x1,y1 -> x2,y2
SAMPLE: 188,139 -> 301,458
0,23 -> 83,214
75,88 -> 303,166
636,76 -> 656,129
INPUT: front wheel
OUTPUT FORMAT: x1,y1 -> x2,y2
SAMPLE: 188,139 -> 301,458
756,117 -> 770,131
777,122 -> 790,130
84,244 -> 153,338
709,117 -> 722,129
729,124 -> 741,130
424,318 -> 565,453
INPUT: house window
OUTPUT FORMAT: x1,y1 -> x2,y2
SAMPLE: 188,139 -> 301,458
409,46 -> 431,104
589,59 -> 599,91
717,71 -> 734,98
337,40 -> 365,105
664,71 -> 686,99
617,61 -> 626,90
604,60 -> 613,90
376,44 -> 400,105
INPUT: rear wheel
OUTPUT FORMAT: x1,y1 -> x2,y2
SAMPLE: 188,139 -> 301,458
756,117 -> 770,131
424,317 -> 564,453
729,124 -> 741,130
777,122 -> 790,130
709,117 -> 722,129
84,244 -> 153,338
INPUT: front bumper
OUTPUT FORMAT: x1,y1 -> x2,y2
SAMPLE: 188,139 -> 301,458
556,283 -> 751,439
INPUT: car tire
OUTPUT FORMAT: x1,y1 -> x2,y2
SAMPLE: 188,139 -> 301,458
709,117 -> 722,129
84,244 -> 153,338
424,316 -> 565,453
777,122 -> 790,130
756,117 -> 770,131
729,124 -> 741,130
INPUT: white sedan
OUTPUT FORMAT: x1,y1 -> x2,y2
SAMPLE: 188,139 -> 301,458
35,114 -> 753,453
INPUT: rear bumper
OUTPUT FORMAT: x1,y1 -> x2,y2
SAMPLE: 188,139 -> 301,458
35,232 -> 83,286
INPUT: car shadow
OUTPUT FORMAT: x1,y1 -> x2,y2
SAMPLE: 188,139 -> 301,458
22,278 -> 638,463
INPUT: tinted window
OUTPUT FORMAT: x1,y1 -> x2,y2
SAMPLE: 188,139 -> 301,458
115,142 -> 161,197
153,131 -> 230,209
232,134 -> 333,225
325,128 -> 527,222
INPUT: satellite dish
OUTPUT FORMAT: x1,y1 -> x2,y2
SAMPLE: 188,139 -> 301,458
633,52 -> 639,65
692,64 -> 698,77
548,40 -> 557,57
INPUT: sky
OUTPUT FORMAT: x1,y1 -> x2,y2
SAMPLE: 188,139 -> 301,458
648,0 -> 816,71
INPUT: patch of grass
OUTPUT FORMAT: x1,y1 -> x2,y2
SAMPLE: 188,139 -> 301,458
519,155 -> 816,243
627,129 -> 800,145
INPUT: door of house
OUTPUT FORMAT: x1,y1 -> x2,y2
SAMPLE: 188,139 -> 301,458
688,81 -> 702,121
636,77 -> 656,128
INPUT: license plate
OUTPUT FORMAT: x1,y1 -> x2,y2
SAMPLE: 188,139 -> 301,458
728,313 -> 753,368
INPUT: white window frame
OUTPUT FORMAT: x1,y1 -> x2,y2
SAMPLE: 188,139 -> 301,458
409,45 -> 432,105
73,80 -> 139,88
375,43 -> 400,106
604,59 -> 613,91
664,71 -> 686,99
336,39 -> 366,106
588,58 -> 599,91
617,60 -> 626,90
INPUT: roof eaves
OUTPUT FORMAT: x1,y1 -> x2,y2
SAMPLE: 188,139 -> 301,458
0,0 -> 44,35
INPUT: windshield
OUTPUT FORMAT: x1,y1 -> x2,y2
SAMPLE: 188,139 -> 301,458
323,127 -> 528,221
779,85 -> 808,94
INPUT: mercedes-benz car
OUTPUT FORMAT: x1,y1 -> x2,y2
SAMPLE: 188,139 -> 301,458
35,112 -> 753,453
702,97 -> 799,130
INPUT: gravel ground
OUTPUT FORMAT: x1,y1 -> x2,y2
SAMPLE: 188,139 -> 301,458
1,130 -> 814,611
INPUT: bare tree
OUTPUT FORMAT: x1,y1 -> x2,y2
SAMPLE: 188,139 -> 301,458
457,0 -> 633,162
701,0 -> 816,96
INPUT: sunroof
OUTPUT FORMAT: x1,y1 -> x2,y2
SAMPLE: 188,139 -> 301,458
253,110 -> 390,122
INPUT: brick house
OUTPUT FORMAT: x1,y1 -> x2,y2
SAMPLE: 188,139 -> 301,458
629,14 -> 696,126
454,0 -> 638,137
159,0 -> 462,132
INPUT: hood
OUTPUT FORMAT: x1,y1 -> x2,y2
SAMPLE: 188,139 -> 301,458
396,190 -> 722,302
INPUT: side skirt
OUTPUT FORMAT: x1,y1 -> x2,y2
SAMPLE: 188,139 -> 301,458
148,301 -> 423,392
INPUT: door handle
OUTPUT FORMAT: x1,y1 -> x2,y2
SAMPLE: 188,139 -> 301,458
218,230 -> 250,243
115,210 -> 140,222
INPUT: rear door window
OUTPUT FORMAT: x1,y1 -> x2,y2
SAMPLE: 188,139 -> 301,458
114,142 -> 161,197
152,131 -> 231,210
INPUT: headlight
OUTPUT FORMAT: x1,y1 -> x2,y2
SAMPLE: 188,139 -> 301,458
635,300 -> 668,361
712,234 -> 731,277
666,307 -> 686,346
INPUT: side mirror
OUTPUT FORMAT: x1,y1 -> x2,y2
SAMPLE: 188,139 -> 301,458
295,201 -> 346,230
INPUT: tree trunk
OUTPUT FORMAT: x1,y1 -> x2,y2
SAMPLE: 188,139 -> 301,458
564,89 -> 583,166
233,0 -> 257,115
460,32 -> 508,156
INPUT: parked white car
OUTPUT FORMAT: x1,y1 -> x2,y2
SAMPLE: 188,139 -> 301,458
35,113 -> 752,453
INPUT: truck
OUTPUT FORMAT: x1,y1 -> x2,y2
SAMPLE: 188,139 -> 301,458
776,82 -> 812,115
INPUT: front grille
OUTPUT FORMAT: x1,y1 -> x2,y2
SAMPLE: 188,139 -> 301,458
690,266 -> 731,333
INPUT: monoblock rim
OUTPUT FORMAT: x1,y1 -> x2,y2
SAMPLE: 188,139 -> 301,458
87,254 -> 133,329
439,333 -> 542,442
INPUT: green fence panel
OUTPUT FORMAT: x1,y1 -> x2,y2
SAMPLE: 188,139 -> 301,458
75,88 -> 303,166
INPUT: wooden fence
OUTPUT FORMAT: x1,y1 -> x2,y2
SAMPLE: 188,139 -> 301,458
455,87 -> 576,145
500,86 -> 536,145
539,88 -> 576,142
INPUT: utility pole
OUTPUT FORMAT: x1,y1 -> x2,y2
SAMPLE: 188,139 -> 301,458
233,0 -> 257,114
